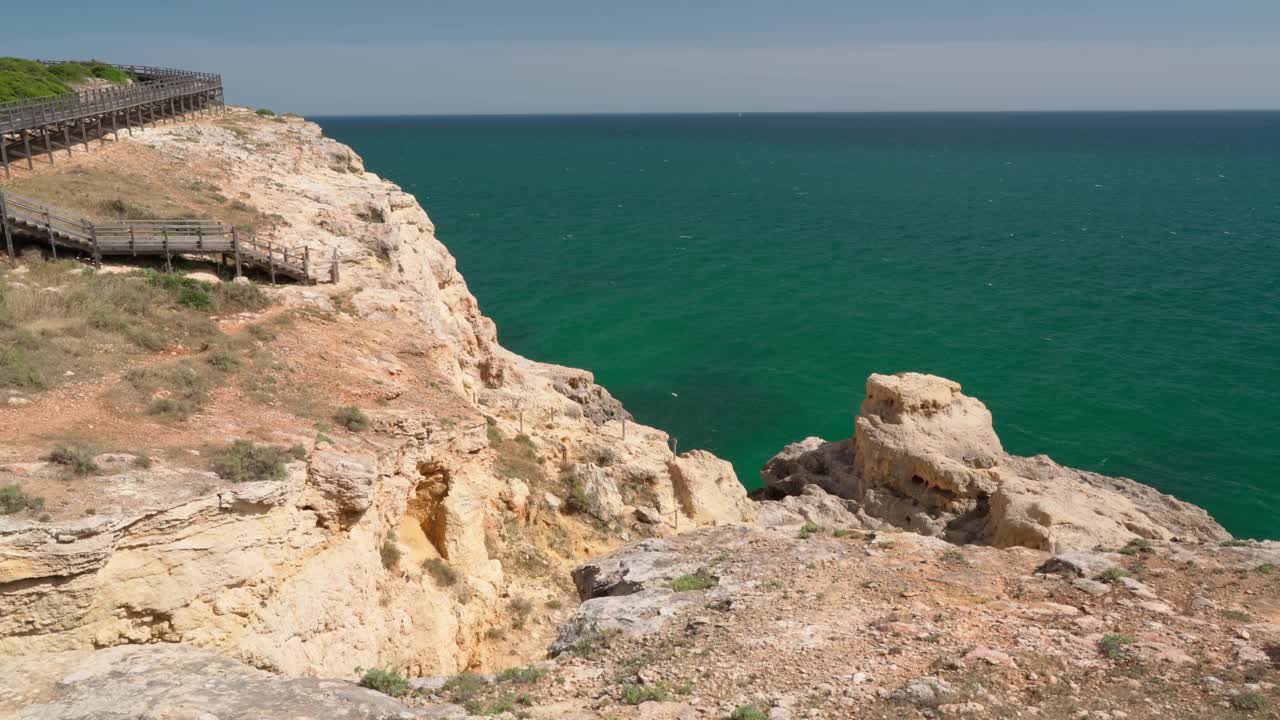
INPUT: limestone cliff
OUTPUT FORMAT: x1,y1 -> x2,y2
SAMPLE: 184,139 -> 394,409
0,109 -> 751,678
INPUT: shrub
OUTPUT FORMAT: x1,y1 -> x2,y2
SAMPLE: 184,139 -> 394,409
941,549 -> 971,566
1231,691 -> 1267,712
124,362 -> 213,420
621,683 -> 669,705
48,444 -> 98,475
1097,567 -> 1128,584
0,484 -> 44,514
335,405 -> 369,432
509,596 -> 533,619
798,521 -> 824,539
1098,633 -> 1134,659
358,668 -> 408,697
210,440 -> 288,483
287,443 -> 307,460
442,672 -> 487,702
564,473 -> 591,514
496,665 -> 546,684
730,706 -> 768,720
133,455 -> 154,469
487,424 -> 543,483
424,558 -> 458,586
178,285 -> 212,310
381,540 -> 402,569
206,351 -> 240,371
255,108 -> 275,116
1256,563 -> 1276,574
0,338 -> 45,389
545,598 -> 563,610
671,568 -> 718,592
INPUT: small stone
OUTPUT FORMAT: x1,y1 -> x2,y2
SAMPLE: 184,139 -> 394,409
962,647 -> 1017,668
1072,578 -> 1110,597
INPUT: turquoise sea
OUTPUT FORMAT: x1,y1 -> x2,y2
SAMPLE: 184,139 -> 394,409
321,113 -> 1280,540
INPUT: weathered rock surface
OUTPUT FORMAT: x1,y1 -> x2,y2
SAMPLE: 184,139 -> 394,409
667,450 -> 754,526
761,372 -> 1230,551
0,644 -> 431,719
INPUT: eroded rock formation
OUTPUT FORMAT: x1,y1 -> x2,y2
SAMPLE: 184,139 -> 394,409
761,372 -> 1230,551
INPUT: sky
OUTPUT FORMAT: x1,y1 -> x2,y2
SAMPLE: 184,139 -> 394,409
7,1 -> 1280,114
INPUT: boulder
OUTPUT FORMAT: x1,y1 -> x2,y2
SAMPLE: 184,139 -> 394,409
668,450 -> 753,525
184,271 -> 222,284
575,464 -> 626,523
305,449 -> 378,522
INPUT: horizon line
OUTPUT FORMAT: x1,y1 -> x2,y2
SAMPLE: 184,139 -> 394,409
303,108 -> 1280,119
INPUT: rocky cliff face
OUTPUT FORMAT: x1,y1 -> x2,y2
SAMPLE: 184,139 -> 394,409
760,372 -> 1229,552
0,109 -> 752,679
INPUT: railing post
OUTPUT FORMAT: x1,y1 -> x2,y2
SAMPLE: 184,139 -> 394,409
331,248 -> 339,283
303,246 -> 310,280
85,219 -> 101,269
43,210 -> 56,259
129,226 -> 136,255
231,228 -> 243,278
0,192 -> 16,266
267,240 -> 276,284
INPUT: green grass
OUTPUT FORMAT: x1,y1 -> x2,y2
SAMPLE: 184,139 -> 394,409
0,58 -> 72,102
730,706 -> 768,720
0,58 -> 132,103
255,108 -> 276,116
0,484 -> 45,514
210,440 -> 290,483
941,549 -> 971,566
671,568 -> 718,592
45,61 -> 131,86
1098,633 -> 1134,659
48,444 -> 98,476
0,263 -> 268,394
357,668 -> 408,698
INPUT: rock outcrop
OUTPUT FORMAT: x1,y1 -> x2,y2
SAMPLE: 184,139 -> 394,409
0,644 -> 436,720
761,372 -> 1230,551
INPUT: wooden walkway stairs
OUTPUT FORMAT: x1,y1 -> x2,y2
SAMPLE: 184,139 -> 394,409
1,61 -> 226,178
0,188 -> 338,283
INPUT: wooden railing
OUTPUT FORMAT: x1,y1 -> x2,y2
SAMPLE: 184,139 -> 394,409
0,62 -> 223,135
0,188 -> 337,283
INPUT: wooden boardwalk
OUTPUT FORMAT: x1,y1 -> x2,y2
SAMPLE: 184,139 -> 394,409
0,62 -> 225,178
0,188 -> 338,283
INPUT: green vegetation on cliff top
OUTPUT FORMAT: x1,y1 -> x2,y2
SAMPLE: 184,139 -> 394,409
0,58 -> 131,103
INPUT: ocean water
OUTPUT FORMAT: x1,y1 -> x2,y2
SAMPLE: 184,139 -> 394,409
320,113 -> 1280,540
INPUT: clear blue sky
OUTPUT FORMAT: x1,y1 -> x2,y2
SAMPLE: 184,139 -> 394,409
8,1 -> 1279,114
